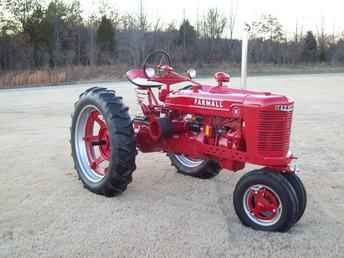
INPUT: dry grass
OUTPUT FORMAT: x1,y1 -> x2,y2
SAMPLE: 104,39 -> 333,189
196,63 -> 344,77
1,63 -> 344,89
0,64 -> 129,89
0,70 -> 66,88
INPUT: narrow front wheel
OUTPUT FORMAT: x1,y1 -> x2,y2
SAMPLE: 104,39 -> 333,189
283,173 -> 307,223
233,169 -> 299,232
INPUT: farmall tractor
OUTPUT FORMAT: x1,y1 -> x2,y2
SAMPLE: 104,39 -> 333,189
70,50 -> 306,232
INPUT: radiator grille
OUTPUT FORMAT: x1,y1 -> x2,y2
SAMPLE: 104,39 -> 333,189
256,110 -> 292,157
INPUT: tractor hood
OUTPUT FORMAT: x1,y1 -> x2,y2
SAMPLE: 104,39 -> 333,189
165,85 -> 294,117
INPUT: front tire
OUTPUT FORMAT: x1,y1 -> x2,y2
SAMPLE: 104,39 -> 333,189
283,173 -> 307,223
233,169 -> 299,232
70,87 -> 136,196
169,154 -> 221,179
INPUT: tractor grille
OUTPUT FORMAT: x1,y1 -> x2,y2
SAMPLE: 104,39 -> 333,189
256,110 -> 293,157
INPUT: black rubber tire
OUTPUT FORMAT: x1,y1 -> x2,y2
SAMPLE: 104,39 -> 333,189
70,87 -> 137,197
233,169 -> 299,232
168,154 -> 221,179
283,173 -> 307,223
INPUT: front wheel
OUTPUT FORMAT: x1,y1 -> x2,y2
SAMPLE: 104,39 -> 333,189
233,169 -> 299,232
168,154 -> 221,179
70,87 -> 137,196
283,173 -> 307,223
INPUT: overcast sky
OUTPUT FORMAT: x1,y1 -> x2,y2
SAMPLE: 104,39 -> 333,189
71,0 -> 344,37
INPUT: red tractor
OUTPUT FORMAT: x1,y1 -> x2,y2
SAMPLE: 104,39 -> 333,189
70,50 -> 306,232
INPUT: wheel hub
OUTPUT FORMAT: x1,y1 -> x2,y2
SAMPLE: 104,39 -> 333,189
98,127 -> 111,159
82,109 -> 111,177
243,184 -> 282,226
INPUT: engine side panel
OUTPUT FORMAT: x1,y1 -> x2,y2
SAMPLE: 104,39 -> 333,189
135,85 -> 295,171
165,86 -> 293,118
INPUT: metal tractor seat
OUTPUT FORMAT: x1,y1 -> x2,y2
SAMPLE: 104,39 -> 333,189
127,69 -> 163,88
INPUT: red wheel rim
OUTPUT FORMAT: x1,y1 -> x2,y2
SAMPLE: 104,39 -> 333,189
83,110 -> 111,175
244,185 -> 282,225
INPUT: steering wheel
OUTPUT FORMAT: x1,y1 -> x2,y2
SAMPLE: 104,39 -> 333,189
143,50 -> 172,79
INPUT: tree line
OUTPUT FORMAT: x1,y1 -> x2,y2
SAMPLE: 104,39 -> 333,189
1,0 -> 344,72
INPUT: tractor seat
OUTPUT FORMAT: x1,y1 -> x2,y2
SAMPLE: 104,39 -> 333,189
126,69 -> 163,88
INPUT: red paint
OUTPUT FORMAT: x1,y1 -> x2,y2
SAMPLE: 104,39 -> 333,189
127,65 -> 295,173
84,111 -> 111,175
246,187 -> 280,221
214,72 -> 230,87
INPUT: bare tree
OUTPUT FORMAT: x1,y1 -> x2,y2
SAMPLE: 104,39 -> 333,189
201,8 -> 227,40
250,14 -> 284,42
153,18 -> 163,33
87,15 -> 97,66
294,19 -> 299,43
228,0 -> 238,40
317,16 -> 329,62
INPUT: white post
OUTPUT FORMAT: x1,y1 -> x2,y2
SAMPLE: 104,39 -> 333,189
241,24 -> 250,89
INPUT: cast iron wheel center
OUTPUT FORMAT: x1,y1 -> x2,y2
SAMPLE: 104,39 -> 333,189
243,184 -> 282,226
98,127 -> 111,159
83,110 -> 111,176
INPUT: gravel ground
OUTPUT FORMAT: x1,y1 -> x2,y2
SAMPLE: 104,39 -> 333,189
0,74 -> 344,258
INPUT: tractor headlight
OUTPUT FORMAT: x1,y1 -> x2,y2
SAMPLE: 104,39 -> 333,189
145,67 -> 155,78
187,69 -> 197,79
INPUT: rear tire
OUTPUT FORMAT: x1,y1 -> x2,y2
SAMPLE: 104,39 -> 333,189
168,154 -> 221,179
283,173 -> 307,223
70,87 -> 137,196
233,169 -> 299,232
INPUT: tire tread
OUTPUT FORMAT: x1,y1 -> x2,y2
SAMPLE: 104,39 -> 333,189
71,87 -> 136,196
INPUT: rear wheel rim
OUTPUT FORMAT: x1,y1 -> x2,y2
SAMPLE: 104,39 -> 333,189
174,154 -> 204,168
243,184 -> 282,226
75,105 -> 111,183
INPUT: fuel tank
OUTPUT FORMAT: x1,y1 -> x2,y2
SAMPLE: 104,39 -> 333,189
165,85 -> 293,117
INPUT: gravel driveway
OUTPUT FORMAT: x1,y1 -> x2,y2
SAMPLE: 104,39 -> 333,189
0,74 -> 344,257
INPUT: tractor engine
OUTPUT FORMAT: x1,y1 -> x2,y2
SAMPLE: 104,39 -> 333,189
171,113 -> 244,154
134,85 -> 294,172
